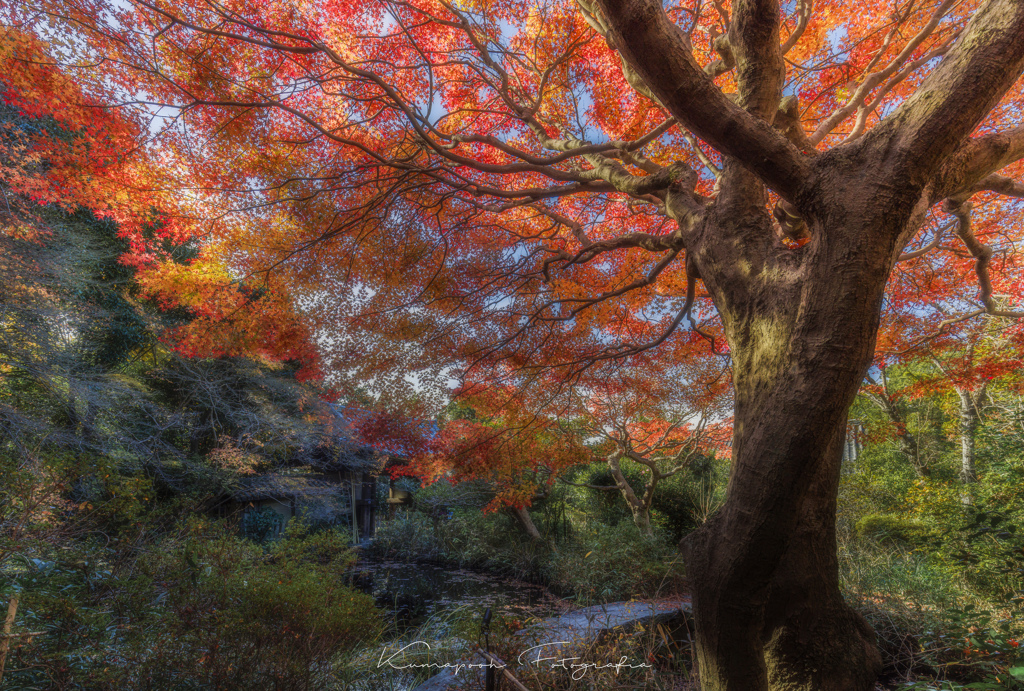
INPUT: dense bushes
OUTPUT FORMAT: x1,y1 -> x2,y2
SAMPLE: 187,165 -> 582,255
371,507 -> 685,602
369,465 -> 701,602
834,377 -> 1024,688
543,522 -> 684,601
574,464 -> 722,541
1,520 -> 379,690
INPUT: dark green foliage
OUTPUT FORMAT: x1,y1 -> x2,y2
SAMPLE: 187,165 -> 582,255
240,506 -> 285,543
565,456 -> 724,541
943,508 -> 1024,599
837,358 -> 1024,687
1,522 -> 379,690
61,208 -> 152,369
370,502 -> 687,602
1,134 -> 367,687
903,597 -> 1024,690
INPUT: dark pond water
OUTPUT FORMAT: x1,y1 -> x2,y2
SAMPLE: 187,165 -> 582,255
349,557 -> 568,632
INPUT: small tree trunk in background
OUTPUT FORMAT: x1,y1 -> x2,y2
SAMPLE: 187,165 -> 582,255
959,393 -> 978,483
630,505 -> 653,537
866,391 -> 929,478
607,454 -> 654,537
506,505 -> 544,542
956,385 -> 985,505
350,479 -> 361,544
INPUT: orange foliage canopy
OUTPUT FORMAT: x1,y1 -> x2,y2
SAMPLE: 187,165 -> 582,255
0,29 -> 323,377
10,6 -> 1024,679
5,0 -> 1024,406
564,352 -> 733,463
405,384 -> 589,512
0,28 -> 146,240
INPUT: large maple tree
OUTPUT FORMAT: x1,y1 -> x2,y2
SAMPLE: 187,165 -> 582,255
8,0 -> 1024,687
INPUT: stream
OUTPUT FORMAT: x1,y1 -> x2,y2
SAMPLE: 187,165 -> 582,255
347,556 -> 693,691
350,556 -> 569,632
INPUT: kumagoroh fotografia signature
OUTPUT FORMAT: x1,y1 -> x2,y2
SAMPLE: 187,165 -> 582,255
378,641 -> 654,680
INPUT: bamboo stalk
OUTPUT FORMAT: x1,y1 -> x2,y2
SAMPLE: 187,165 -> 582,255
0,595 -> 20,686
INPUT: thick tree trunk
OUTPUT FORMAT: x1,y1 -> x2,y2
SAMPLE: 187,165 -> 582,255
761,428 -> 882,689
681,398 -> 881,691
679,177 -> 901,690
586,0 -> 1024,679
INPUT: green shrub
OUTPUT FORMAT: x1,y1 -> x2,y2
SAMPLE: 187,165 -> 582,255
840,537 -> 962,608
240,505 -> 285,542
369,509 -> 445,559
371,507 -> 686,602
128,523 -> 378,689
856,513 -> 932,545
544,522 -> 684,602
1,520 -> 380,690
903,596 -> 1024,690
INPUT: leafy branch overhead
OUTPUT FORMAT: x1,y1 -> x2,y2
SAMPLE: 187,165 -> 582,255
4,0 -> 1017,394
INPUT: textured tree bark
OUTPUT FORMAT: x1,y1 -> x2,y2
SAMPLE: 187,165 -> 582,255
957,386 -> 984,485
680,375 -> 882,689
761,429 -> 882,690
959,393 -> 978,484
956,385 -> 985,505
630,504 -> 653,537
0,595 -> 19,686
680,320 -> 885,690
677,168 -> 905,689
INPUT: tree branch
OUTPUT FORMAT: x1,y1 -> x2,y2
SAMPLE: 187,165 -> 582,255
898,220 -> 955,261
945,198 -> 1024,319
810,0 -> 959,145
969,174 -> 1024,199
728,0 -> 785,120
933,126 -> 1024,201
780,0 -> 813,55
869,0 -> 1024,184
592,0 -> 811,202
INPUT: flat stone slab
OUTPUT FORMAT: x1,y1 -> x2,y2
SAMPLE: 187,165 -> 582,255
521,598 -> 689,639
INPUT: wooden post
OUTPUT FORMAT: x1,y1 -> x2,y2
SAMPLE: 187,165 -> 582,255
476,649 -> 532,691
350,478 -> 360,544
0,595 -> 20,685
